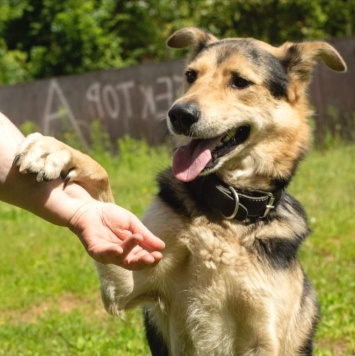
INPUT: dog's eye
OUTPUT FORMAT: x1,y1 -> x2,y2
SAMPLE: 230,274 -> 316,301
185,70 -> 197,84
231,75 -> 252,89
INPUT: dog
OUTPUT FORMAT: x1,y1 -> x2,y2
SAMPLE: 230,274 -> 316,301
15,27 -> 346,355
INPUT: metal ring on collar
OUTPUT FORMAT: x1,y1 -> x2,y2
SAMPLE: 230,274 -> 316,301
222,186 -> 239,219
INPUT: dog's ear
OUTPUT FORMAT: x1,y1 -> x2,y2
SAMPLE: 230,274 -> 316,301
279,41 -> 347,103
167,27 -> 218,58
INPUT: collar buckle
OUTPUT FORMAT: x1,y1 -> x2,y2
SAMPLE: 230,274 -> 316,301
222,186 -> 240,219
255,190 -> 276,218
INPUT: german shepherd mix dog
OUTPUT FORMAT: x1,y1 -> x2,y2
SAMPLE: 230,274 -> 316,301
15,28 -> 346,355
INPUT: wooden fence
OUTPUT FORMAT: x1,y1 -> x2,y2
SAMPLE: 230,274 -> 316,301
0,37 -> 354,148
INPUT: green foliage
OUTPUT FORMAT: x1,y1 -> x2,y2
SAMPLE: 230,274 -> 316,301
1,0 -> 124,81
112,136 -> 170,213
117,135 -> 151,168
0,39 -> 30,84
19,120 -> 42,136
0,0 -> 353,85
0,141 -> 354,354
194,0 -> 354,44
90,120 -> 113,157
321,106 -> 355,148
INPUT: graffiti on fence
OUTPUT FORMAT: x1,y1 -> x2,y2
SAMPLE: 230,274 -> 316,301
37,61 -> 185,146
43,79 -> 90,149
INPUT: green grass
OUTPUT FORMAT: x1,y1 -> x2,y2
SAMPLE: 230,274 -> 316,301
289,145 -> 355,355
0,139 -> 354,355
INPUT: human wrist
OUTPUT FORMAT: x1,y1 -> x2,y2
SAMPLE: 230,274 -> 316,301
43,183 -> 95,227
67,199 -> 97,234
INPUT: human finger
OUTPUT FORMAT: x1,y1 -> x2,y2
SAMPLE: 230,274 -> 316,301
122,249 -> 162,271
128,216 -> 165,251
118,234 -> 144,260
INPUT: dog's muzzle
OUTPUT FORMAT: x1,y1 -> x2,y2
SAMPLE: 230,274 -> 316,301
168,102 -> 200,136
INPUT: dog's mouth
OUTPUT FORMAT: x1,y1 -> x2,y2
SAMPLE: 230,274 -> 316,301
173,125 -> 251,182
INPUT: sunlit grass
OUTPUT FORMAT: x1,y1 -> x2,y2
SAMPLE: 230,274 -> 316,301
289,144 -> 355,355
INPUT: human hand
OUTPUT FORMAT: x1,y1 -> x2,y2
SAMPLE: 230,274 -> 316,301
68,200 -> 165,270
4,125 -> 165,270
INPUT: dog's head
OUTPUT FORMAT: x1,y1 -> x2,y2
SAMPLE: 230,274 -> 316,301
167,27 -> 346,190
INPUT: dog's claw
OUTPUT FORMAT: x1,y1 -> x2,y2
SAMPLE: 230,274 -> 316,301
12,154 -> 20,167
64,175 -> 71,187
36,170 -> 45,182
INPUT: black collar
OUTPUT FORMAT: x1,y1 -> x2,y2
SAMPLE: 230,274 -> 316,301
187,174 -> 283,222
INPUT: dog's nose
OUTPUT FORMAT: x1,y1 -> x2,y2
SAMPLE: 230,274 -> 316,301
168,102 -> 200,135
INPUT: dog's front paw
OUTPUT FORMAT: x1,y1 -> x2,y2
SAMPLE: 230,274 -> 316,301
13,132 -> 76,184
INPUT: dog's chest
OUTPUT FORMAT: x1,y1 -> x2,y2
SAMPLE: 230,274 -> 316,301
181,220 -> 253,275
157,223 -> 266,355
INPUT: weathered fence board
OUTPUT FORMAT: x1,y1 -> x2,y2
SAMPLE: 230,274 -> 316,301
0,59 -> 185,148
310,37 -> 355,144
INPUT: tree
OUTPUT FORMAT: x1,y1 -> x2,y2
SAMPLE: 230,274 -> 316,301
0,0 -> 353,85
193,0 -> 354,44
3,0 -> 127,78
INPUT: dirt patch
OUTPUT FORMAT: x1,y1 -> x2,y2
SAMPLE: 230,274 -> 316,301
1,292 -> 107,325
316,339 -> 351,355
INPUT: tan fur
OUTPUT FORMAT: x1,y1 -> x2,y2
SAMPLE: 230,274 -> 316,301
16,28 -> 346,355
14,132 -> 114,203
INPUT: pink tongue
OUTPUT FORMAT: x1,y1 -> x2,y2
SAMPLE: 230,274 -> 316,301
172,137 -> 221,182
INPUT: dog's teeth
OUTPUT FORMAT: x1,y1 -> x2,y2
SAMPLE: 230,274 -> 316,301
221,129 -> 237,144
221,136 -> 229,144
229,128 -> 237,137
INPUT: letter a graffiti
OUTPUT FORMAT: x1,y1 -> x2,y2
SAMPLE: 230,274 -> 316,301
43,80 -> 89,150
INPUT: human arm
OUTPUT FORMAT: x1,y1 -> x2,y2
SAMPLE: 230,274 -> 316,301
0,113 -> 165,269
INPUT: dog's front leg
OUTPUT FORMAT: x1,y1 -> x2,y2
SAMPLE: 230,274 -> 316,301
14,133 -> 114,202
